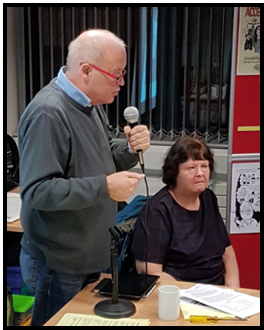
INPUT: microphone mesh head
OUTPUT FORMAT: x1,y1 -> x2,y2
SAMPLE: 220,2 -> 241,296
123,106 -> 139,124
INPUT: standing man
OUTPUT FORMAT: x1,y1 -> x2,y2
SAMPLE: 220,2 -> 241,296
18,29 -> 150,326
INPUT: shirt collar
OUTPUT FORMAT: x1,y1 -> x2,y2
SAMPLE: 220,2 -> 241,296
56,66 -> 92,108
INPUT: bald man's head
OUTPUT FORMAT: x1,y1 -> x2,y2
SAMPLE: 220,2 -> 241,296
66,29 -> 126,75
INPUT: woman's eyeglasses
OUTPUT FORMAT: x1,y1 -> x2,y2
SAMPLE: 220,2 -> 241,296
80,63 -> 126,84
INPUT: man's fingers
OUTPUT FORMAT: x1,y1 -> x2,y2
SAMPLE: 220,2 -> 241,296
127,172 -> 145,180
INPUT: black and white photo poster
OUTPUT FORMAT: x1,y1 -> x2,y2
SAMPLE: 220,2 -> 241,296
230,162 -> 260,234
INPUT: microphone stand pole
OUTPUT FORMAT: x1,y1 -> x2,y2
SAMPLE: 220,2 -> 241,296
94,226 -> 136,318
110,227 -> 118,304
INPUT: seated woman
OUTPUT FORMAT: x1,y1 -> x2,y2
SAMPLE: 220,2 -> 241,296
131,137 -> 240,287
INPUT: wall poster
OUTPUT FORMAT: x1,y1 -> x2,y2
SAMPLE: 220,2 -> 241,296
237,7 -> 260,75
230,162 -> 260,234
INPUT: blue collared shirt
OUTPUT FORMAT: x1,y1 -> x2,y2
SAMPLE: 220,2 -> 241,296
56,66 -> 92,107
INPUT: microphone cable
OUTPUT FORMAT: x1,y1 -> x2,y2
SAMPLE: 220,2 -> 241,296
138,153 -> 150,276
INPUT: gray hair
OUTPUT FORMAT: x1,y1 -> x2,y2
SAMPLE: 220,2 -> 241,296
66,29 -> 126,73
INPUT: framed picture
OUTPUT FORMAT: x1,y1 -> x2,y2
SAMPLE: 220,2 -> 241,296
230,162 -> 260,234
237,7 -> 260,75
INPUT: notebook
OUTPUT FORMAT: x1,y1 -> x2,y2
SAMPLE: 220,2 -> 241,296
96,273 -> 159,300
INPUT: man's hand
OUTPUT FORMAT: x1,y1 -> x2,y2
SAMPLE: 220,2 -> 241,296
124,125 -> 150,154
106,171 -> 145,202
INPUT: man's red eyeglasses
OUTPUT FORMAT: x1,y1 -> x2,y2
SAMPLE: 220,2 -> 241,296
80,63 -> 126,84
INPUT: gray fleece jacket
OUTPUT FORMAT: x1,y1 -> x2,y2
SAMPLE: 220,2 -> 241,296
18,78 -> 138,275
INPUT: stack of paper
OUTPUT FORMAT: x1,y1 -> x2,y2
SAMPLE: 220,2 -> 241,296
180,284 -> 260,320
180,296 -> 236,320
7,193 -> 21,222
56,314 -> 150,326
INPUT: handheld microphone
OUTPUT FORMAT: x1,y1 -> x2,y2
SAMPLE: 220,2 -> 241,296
124,107 -> 150,277
123,106 -> 145,172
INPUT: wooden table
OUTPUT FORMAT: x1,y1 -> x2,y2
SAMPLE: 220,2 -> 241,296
44,274 -> 260,326
7,187 -> 23,233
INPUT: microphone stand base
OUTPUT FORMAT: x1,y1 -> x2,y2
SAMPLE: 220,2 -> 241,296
94,299 -> 136,319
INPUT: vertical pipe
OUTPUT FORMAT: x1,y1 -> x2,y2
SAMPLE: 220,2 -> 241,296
194,7 -> 201,136
38,7 -> 44,88
105,7 -> 109,117
83,7 -> 86,31
49,7 -> 54,78
16,7 -> 27,115
27,7 -> 33,100
126,7 -> 131,108
182,7 -> 189,137
71,7 -> 75,39
116,7 -> 120,137
138,7 -> 143,126
148,7 -> 153,137
94,7 -> 97,28
217,7 -> 226,142
105,7 -> 109,29
170,7 -> 177,140
226,7 -> 238,234
61,7 -> 65,65
206,7 -> 213,141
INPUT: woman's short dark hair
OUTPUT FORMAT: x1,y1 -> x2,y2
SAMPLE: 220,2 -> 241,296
162,137 -> 215,189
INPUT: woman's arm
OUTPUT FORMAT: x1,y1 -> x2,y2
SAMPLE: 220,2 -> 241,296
223,245 -> 240,288
135,260 -> 176,281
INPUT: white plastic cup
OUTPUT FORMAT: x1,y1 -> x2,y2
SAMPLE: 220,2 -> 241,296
158,285 -> 180,321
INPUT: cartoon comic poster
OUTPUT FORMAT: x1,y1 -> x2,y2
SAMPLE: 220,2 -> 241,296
230,162 -> 260,234
237,7 -> 260,75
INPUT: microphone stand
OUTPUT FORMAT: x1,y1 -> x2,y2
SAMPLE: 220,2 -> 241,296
94,226 -> 136,318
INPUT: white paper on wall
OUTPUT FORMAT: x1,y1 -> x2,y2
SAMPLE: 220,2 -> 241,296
230,162 -> 260,234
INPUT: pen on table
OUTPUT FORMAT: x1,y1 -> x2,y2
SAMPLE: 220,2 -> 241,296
188,315 -> 247,324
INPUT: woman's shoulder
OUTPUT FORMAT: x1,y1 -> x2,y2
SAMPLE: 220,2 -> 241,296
200,188 -> 222,214
201,188 -> 218,202
139,186 -> 172,215
148,186 -> 171,205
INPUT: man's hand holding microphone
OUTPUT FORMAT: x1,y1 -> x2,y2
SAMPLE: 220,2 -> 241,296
123,106 -> 150,154
124,125 -> 150,154
107,106 -> 150,202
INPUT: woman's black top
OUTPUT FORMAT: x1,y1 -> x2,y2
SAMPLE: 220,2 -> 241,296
132,187 -> 231,285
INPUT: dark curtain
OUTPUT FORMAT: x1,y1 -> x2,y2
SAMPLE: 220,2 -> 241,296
23,6 -> 233,144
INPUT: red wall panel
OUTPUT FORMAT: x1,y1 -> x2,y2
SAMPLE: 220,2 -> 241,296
232,76 -> 260,154
230,234 -> 260,290
229,8 -> 260,290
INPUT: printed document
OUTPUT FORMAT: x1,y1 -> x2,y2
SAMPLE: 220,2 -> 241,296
55,313 -> 150,326
7,193 -> 21,222
180,296 -> 236,320
180,284 -> 260,319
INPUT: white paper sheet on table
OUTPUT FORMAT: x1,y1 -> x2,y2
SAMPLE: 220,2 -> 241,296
180,284 -> 260,320
7,193 -> 21,222
55,314 -> 151,326
180,296 -> 236,320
